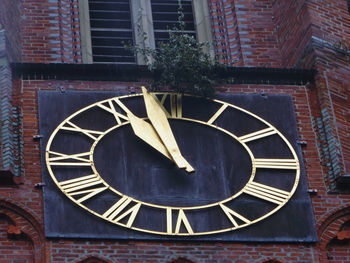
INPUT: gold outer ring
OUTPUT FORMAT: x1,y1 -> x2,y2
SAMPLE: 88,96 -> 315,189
45,93 -> 300,235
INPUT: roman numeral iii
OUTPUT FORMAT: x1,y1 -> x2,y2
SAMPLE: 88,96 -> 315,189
243,182 -> 290,205
254,159 -> 298,169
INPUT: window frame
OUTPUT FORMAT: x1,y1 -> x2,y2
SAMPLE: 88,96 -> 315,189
79,0 -> 213,64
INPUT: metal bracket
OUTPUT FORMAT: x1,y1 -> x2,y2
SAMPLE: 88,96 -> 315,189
260,92 -> 268,99
307,189 -> 318,195
129,86 -> 136,94
34,182 -> 46,189
33,135 -> 43,140
297,140 -> 307,146
57,86 -> 66,93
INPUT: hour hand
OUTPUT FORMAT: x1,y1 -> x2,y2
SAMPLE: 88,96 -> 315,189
127,112 -> 171,161
128,112 -> 194,173
142,87 -> 194,173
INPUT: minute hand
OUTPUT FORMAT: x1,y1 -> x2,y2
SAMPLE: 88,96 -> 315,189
142,87 -> 194,173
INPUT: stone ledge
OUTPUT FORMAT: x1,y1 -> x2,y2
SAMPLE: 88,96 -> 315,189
11,63 -> 316,85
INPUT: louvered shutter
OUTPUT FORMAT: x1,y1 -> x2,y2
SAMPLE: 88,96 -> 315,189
89,0 -> 136,63
151,0 -> 196,45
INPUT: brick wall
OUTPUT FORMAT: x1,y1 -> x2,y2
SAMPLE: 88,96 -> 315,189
312,41 -> 350,189
270,0 -> 350,187
0,0 -> 22,62
0,62 -> 14,176
0,214 -> 35,263
307,0 -> 350,46
209,0 -> 243,65
49,240 -> 317,263
0,21 -> 15,180
21,0 -> 82,63
1,0 -> 350,262
328,241 -> 350,263
233,0 -> 282,67
272,0 -> 312,67
0,0 -> 23,181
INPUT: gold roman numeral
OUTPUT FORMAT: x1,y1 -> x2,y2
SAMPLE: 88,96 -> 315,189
238,127 -> 277,143
61,120 -> 104,140
243,182 -> 290,205
219,204 -> 251,227
154,93 -> 182,118
102,196 -> 141,228
96,99 -> 129,125
254,158 -> 298,169
47,151 -> 91,166
207,104 -> 228,124
170,93 -> 182,118
58,174 -> 107,203
166,208 -> 194,235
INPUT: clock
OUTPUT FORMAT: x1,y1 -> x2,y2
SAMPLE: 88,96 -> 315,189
41,88 -> 306,238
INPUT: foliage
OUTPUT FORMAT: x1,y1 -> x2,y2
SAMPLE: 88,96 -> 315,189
129,9 -> 219,97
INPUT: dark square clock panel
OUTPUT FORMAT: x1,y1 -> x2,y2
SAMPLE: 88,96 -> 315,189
38,91 -> 317,241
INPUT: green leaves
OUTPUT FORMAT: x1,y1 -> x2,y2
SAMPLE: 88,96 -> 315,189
130,9 -> 219,97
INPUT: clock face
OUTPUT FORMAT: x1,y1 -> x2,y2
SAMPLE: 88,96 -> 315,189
44,92 -> 300,236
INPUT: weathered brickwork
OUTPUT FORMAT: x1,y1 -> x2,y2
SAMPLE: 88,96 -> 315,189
21,0 -> 83,63
272,0 -> 313,67
0,63 -> 13,173
0,0 -> 22,62
0,0 -> 22,179
57,0 -> 82,63
268,0 -> 350,189
311,41 -> 350,190
0,214 -> 34,263
233,0 -> 282,67
307,0 -> 350,46
209,0 -> 243,65
48,240 -> 318,263
0,0 -> 350,262
0,30 -> 15,179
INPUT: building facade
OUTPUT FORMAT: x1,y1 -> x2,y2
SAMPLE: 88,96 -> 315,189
0,0 -> 350,262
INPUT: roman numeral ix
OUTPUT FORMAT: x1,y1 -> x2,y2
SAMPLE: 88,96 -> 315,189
47,151 -> 92,166
58,174 -> 107,203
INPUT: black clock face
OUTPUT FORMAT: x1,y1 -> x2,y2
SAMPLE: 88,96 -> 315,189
43,92 -> 301,236
92,119 -> 253,208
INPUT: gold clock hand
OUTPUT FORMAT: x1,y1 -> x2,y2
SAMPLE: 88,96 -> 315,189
142,87 -> 194,173
127,112 -> 173,161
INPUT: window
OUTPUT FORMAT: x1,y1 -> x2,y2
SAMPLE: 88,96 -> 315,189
151,0 -> 196,44
79,0 -> 213,64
